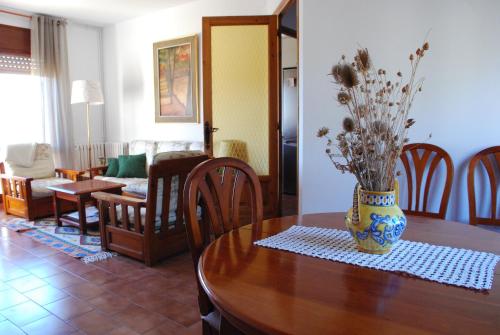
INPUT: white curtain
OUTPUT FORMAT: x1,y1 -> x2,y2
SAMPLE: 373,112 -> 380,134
31,14 -> 73,167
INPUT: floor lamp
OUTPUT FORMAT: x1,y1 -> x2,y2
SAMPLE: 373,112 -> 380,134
71,80 -> 104,171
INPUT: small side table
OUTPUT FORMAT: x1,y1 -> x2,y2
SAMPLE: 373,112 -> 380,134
47,180 -> 125,235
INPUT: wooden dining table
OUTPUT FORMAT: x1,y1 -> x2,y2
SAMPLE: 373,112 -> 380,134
198,212 -> 500,335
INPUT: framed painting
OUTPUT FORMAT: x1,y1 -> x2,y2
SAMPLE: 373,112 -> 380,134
154,35 -> 199,123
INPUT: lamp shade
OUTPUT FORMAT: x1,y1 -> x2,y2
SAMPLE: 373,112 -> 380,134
71,80 -> 104,105
218,140 -> 249,163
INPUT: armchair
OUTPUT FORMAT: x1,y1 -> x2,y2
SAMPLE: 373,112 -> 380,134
0,143 -> 83,220
93,152 -> 209,266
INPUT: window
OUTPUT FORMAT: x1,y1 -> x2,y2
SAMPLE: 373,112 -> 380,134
0,72 -> 43,144
0,23 -> 43,145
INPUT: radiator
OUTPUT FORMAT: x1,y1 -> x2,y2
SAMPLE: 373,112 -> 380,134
74,142 -> 128,170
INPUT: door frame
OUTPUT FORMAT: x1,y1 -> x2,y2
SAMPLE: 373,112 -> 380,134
275,0 -> 299,216
202,15 -> 280,217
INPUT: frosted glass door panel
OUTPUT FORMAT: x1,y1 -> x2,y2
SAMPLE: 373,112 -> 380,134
211,25 -> 269,175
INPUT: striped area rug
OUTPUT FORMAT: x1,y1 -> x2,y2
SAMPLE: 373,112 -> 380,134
0,217 -> 114,263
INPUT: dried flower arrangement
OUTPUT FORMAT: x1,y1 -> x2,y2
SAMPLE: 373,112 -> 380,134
317,42 -> 429,192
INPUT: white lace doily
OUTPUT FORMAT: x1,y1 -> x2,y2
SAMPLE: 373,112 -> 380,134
254,225 -> 500,290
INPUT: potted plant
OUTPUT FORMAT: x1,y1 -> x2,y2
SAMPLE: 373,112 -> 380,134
317,41 -> 429,253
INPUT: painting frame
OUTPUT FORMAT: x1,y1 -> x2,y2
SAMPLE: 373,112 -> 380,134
153,35 -> 199,123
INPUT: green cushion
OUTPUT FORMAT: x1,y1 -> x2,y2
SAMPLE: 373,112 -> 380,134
116,154 -> 147,178
104,158 -> 119,177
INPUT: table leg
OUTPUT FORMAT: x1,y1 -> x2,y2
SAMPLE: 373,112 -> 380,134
97,200 -> 108,251
77,195 -> 87,235
53,193 -> 62,227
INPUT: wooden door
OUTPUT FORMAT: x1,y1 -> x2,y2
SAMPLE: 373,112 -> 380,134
202,16 -> 279,218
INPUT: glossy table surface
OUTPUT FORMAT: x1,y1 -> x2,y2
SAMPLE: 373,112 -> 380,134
198,213 -> 500,335
47,179 -> 125,195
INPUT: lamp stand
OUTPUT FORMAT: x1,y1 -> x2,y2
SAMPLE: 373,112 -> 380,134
86,102 -> 92,171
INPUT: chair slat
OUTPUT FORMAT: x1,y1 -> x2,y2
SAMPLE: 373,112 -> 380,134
480,156 -> 497,220
176,174 -> 187,230
198,180 -> 224,237
231,171 -> 247,227
400,153 -> 413,211
161,176 -> 172,229
121,204 -> 129,230
134,206 -> 141,233
422,154 -> 442,212
109,203 -> 118,227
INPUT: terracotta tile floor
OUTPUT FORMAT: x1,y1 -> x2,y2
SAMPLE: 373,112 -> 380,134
0,209 -> 202,335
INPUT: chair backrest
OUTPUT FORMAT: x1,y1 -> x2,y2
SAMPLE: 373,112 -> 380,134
399,143 -> 454,219
467,146 -> 500,226
183,157 -> 263,315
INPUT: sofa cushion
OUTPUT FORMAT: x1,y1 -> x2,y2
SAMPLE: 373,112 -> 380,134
31,177 -> 73,199
122,181 -> 148,197
188,141 -> 204,151
129,140 -> 156,175
105,158 -> 119,177
5,143 -> 36,167
153,150 -> 205,164
4,144 -> 55,179
94,176 -> 147,188
117,154 -> 147,178
156,141 -> 189,153
114,206 -> 174,232
121,176 -> 179,220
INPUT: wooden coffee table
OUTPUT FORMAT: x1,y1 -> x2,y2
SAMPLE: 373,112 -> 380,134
47,180 -> 125,235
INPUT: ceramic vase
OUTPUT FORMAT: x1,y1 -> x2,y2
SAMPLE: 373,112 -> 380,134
345,182 -> 406,254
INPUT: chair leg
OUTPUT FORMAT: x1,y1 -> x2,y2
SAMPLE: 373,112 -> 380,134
220,316 -> 244,335
202,319 -> 217,335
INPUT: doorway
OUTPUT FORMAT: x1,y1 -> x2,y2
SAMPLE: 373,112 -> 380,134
202,16 -> 279,218
278,0 -> 298,216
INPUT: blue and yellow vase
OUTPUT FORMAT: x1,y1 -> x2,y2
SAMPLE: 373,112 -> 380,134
345,182 -> 406,254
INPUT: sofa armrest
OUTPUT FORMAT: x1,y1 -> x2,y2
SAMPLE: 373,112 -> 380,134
88,165 -> 108,178
92,192 -> 146,206
92,191 -> 146,233
0,174 -> 34,200
54,168 -> 84,181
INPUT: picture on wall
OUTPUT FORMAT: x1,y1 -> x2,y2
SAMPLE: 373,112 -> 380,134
154,35 -> 199,123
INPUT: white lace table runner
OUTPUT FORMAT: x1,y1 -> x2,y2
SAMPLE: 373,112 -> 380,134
254,226 -> 500,290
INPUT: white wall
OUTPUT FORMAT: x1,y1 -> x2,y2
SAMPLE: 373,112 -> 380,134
299,0 -> 500,223
102,0 -> 277,143
67,22 -> 105,145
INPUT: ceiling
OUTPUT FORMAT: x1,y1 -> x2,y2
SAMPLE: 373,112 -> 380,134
0,0 -> 196,26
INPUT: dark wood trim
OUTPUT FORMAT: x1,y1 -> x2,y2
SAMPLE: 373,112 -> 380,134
0,23 -> 30,57
202,15 -> 280,218
202,17 -> 212,152
279,26 -> 297,38
277,0 -> 299,216
273,0 -> 296,15
0,9 -> 32,19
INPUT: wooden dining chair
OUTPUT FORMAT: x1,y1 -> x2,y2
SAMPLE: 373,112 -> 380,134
399,143 -> 454,219
467,146 -> 500,226
183,157 -> 263,335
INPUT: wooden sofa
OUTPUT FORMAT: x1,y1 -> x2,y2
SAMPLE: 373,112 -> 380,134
92,152 -> 209,266
0,144 -> 83,220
